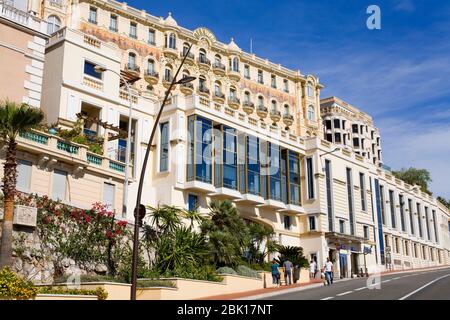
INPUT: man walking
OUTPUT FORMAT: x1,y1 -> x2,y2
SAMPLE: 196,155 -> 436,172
283,259 -> 294,285
323,257 -> 334,286
271,260 -> 280,286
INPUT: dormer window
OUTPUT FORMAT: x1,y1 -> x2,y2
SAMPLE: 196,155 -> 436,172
165,33 -> 176,49
231,57 -> 239,72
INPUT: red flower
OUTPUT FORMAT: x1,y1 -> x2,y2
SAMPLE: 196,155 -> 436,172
117,220 -> 127,228
43,216 -> 52,225
85,215 -> 91,223
106,230 -> 114,239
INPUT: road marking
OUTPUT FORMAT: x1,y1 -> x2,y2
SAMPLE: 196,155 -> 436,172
321,297 -> 334,300
392,277 -> 401,280
354,287 -> 366,291
398,274 -> 450,300
382,279 -> 391,283
336,291 -> 353,296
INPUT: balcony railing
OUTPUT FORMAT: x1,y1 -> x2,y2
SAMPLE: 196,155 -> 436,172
181,82 -> 194,89
198,86 -> 210,95
145,70 -> 159,78
198,57 -> 211,66
228,96 -> 240,104
214,92 -> 225,99
182,51 -> 195,60
125,63 -> 140,73
213,62 -> 226,70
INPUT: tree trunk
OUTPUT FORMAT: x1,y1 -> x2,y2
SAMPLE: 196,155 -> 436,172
0,139 -> 18,268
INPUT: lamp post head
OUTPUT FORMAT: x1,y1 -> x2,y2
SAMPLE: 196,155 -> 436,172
175,76 -> 196,85
94,65 -> 107,73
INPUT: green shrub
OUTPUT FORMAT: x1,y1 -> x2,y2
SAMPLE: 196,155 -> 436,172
37,286 -> 108,300
235,265 -> 261,279
137,279 -> 176,288
216,267 -> 237,275
88,143 -> 103,155
53,274 -> 127,284
0,267 -> 37,300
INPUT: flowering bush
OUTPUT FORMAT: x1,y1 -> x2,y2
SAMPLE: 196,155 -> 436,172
37,286 -> 108,300
0,267 -> 37,300
14,193 -> 131,277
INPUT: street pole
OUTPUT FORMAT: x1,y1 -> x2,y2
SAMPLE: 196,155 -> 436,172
129,44 -> 195,300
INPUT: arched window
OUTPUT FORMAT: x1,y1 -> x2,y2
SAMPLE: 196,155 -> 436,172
199,49 -> 207,63
164,65 -> 172,81
229,87 -> 236,99
47,15 -> 61,34
307,82 -> 314,97
271,100 -> 277,112
231,57 -> 239,72
128,52 -> 136,70
182,70 -> 190,79
214,54 -> 221,65
199,76 -> 207,91
147,59 -> 154,74
244,91 -> 250,104
214,81 -> 221,96
183,43 -> 190,55
307,105 -> 315,121
165,33 -> 176,49
284,104 -> 290,116
258,96 -> 264,107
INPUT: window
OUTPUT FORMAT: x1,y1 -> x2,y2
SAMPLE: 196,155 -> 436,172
231,57 -> 239,72
148,29 -> 155,45
334,133 -> 341,143
103,183 -> 115,211
271,100 -> 277,113
408,199 -> 414,235
244,65 -> 250,79
165,33 -> 176,49
307,105 -> 315,121
417,203 -> 423,238
159,122 -> 169,171
284,215 -> 292,230
268,143 -> 282,201
283,104 -> 290,117
425,207 -> 431,241
147,59 -> 155,74
399,195 -> 406,232
389,190 -> 396,229
346,168 -> 355,235
164,67 -> 172,82
257,70 -> 263,84
353,138 -> 360,148
339,220 -> 345,234
325,159 -> 334,231
88,7 -> 97,24
432,210 -> 439,243
188,194 -> 198,212
129,22 -> 137,38
47,15 -> 61,34
246,135 -> 260,195
258,96 -> 264,107
109,15 -> 118,31
199,49 -> 207,63
271,74 -> 276,88
363,226 -> 369,239
307,82 -> 314,97
84,61 -> 102,80
243,91 -> 251,104
379,185 -> 386,225
52,169 -> 67,201
309,216 -> 316,231
222,126 -> 238,189
352,124 -> 359,133
288,150 -> 301,205
199,76 -> 207,91
187,115 -> 212,183
360,173 -> 366,211
306,157 -> 314,199
283,79 -> 289,93
128,53 -> 136,70
333,119 -> 341,129
229,87 -> 237,100
17,159 -> 32,192
214,81 -> 221,96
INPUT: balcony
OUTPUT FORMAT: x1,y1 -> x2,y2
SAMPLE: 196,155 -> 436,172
162,75 -> 173,89
242,102 -> 255,115
125,63 -> 140,77
270,110 -> 281,124
213,91 -> 225,104
180,82 -> 194,95
283,114 -> 294,129
197,56 -> 211,70
0,1 -> 47,33
227,69 -> 241,82
228,96 -> 240,110
163,45 -> 179,59
212,62 -> 226,75
181,51 -> 195,64
144,70 -> 159,85
17,130 -> 130,179
197,86 -> 210,97
256,105 -> 268,119
82,76 -> 103,91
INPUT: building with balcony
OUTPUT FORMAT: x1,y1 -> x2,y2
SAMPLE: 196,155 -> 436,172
0,0 -> 449,277
321,96 -> 383,167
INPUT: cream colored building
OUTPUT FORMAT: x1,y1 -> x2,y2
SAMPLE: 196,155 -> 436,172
0,0 -> 449,277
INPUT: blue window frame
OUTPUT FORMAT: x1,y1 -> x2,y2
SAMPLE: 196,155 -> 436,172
187,115 -> 212,183
246,135 -> 260,195
222,126 -> 237,189
288,150 -> 301,205
268,143 -> 282,201
84,61 -> 102,80
188,194 -> 198,212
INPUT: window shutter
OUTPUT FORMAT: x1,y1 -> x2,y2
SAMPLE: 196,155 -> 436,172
52,169 -> 67,200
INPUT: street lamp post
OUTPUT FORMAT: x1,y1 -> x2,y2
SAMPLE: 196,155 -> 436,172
94,66 -> 133,218
129,44 -> 196,300
319,147 -> 341,172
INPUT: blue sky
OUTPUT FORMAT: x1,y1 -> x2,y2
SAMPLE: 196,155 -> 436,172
128,0 -> 450,197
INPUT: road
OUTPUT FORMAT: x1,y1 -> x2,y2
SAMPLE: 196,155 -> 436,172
258,267 -> 450,300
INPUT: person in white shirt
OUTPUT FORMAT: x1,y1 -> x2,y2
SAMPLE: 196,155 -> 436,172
323,257 -> 334,286
309,260 -> 317,279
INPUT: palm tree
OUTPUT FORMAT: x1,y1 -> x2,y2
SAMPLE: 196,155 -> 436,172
183,209 -> 205,229
0,101 -> 44,268
146,205 -> 182,235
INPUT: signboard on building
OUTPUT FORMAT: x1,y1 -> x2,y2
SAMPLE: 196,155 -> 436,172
13,205 -> 37,227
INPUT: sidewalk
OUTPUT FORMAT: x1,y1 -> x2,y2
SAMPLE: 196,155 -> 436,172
199,265 -> 450,300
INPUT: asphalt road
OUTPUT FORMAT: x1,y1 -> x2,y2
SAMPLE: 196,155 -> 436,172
259,267 -> 450,300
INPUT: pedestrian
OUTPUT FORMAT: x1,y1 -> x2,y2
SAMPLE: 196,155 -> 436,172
309,260 -> 317,279
283,259 -> 294,285
323,257 -> 334,286
271,260 -> 280,286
